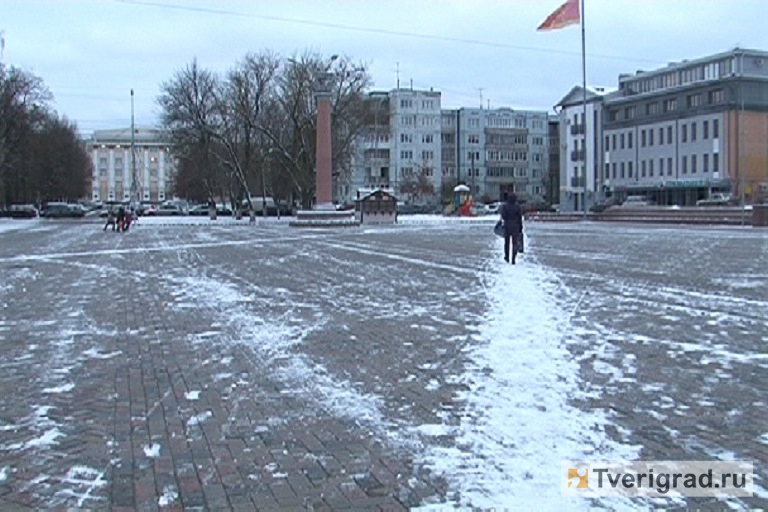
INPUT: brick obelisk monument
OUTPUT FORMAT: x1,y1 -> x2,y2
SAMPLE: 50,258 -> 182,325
313,87 -> 334,211
290,71 -> 358,226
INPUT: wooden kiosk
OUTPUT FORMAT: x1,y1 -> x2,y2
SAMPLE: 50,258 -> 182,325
355,188 -> 398,225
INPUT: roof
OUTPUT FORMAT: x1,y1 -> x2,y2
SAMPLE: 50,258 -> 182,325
357,189 -> 397,201
90,127 -> 169,144
555,85 -> 618,108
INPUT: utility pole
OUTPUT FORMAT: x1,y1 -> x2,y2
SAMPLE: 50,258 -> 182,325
130,89 -> 138,210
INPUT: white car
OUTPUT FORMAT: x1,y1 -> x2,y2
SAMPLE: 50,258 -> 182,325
620,196 -> 655,207
696,193 -> 732,206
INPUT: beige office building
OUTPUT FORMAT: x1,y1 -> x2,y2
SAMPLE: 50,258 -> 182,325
86,128 -> 176,203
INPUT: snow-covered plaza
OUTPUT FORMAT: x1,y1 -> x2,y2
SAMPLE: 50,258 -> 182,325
0,216 -> 766,509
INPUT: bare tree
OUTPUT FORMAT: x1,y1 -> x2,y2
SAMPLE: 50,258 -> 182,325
261,52 -> 372,208
222,51 -> 280,213
157,59 -> 223,202
0,64 -> 88,206
0,64 -> 52,204
157,52 -> 372,211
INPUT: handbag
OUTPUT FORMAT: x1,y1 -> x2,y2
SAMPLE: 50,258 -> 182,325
517,233 -> 525,253
493,220 -> 504,237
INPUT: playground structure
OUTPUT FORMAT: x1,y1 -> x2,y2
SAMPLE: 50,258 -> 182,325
453,184 -> 474,216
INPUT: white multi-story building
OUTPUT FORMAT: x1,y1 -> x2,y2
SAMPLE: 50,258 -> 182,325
347,90 -> 550,206
442,107 -> 550,202
555,85 -> 614,213
86,128 -> 176,203
347,88 -> 442,206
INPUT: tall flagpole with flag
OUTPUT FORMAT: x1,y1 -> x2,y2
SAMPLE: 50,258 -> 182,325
538,0 -> 587,217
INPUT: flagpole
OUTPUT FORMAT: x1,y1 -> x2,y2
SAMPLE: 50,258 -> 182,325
580,0 -> 587,219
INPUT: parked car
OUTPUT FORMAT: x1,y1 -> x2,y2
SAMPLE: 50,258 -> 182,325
41,202 -> 86,218
148,203 -> 187,216
619,195 -> 656,208
696,193 -> 733,206
0,204 -> 39,218
482,202 -> 503,215
590,196 -> 621,213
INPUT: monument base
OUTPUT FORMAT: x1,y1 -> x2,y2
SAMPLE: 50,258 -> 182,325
289,209 -> 359,227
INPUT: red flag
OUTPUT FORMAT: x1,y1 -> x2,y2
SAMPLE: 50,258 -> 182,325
537,0 -> 580,31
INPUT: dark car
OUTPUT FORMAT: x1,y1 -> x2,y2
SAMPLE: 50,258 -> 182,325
590,196 -> 622,213
1,204 -> 39,218
41,203 -> 85,218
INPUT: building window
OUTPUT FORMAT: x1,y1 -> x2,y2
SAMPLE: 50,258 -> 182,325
713,154 -> 719,172
612,162 -> 617,179
658,128 -> 664,145
687,94 -> 702,108
663,99 -> 677,112
713,119 -> 719,138
691,122 -> 697,141
628,161 -> 633,178
667,126 -> 673,144
641,129 -> 646,147
659,158 -> 664,175
703,153 -> 709,173
609,110 -> 619,122
400,133 -> 412,143
604,135 -> 609,149
422,134 -> 433,144
649,159 -> 654,177
682,155 -> 688,174
625,106 -> 636,120
620,162 -> 625,179
628,131 -> 633,149
620,133 -> 625,149
691,154 -> 697,173
667,157 -> 673,176
468,134 -> 479,144
641,160 -> 647,177
708,89 -> 724,104
649,129 -> 654,146
703,120 -> 709,139
400,99 -> 413,108
681,124 -> 687,143
645,102 -> 658,115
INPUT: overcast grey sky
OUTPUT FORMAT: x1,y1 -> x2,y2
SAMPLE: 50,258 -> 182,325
3,0 -> 766,135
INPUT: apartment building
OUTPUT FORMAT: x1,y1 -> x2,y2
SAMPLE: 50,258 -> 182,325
441,108 -> 550,203
348,90 -> 550,206
347,88 -> 442,205
86,128 -> 176,203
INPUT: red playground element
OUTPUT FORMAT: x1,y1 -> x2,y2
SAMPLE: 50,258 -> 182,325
457,200 -> 474,216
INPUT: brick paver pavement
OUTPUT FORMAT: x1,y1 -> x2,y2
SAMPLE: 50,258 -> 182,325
0,218 -> 766,509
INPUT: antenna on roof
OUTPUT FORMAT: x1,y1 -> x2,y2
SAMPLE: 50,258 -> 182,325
0,30 -> 5,62
396,62 -> 400,89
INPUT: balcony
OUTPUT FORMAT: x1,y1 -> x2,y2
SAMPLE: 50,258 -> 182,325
570,150 -> 586,162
